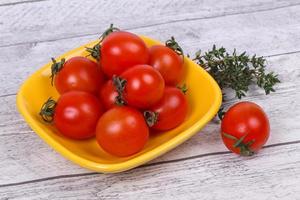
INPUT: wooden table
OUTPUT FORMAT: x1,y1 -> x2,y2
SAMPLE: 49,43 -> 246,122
1,0 -> 300,199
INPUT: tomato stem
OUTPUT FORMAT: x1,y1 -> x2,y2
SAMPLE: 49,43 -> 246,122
165,36 -> 184,59
50,58 -> 65,86
86,24 -> 120,61
217,107 -> 226,120
143,111 -> 159,127
40,97 -> 57,123
99,24 -> 120,42
112,76 -> 127,106
176,84 -> 188,94
85,43 -> 101,61
222,132 -> 255,156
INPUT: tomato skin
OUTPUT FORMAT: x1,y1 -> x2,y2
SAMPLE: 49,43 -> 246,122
54,56 -> 104,95
99,80 -> 118,110
149,45 -> 184,85
221,102 -> 270,155
100,31 -> 149,77
121,65 -> 165,109
96,107 -> 149,157
54,91 -> 103,140
149,87 -> 188,130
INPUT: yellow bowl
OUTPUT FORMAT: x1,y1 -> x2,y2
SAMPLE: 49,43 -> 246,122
16,36 -> 222,173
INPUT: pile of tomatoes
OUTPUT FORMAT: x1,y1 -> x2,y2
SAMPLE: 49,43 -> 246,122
40,26 -> 188,157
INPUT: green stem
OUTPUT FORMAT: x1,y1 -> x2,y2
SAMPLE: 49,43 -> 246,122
143,111 -> 159,127
222,132 -> 255,156
112,76 -> 127,106
40,97 -> 57,123
50,58 -> 65,86
165,36 -> 184,59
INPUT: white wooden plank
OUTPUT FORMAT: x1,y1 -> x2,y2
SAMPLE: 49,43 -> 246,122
0,51 -> 299,185
0,143 -> 299,200
0,0 -> 300,197
1,4 -> 300,96
1,0 -> 299,46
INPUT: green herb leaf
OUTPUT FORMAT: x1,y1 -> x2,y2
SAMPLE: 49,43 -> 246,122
193,46 -> 280,119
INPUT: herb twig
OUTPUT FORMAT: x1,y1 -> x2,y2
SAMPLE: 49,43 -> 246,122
193,45 -> 280,119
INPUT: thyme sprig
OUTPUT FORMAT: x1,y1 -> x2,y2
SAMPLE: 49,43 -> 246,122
193,45 -> 280,119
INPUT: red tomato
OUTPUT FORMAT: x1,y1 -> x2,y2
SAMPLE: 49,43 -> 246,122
54,56 -> 104,94
147,87 -> 188,130
96,107 -> 149,157
149,45 -> 184,85
221,102 -> 270,156
54,91 -> 103,139
99,80 -> 118,110
100,31 -> 149,77
120,65 -> 165,109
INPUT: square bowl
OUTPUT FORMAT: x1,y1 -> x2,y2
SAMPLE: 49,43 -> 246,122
16,36 -> 222,173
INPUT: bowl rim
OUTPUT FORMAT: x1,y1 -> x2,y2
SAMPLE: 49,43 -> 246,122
16,36 -> 222,173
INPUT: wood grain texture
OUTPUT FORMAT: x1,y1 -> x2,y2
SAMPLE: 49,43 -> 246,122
1,0 -> 300,46
1,143 -> 300,200
1,0 -> 300,199
2,2 -> 300,95
0,52 -> 299,185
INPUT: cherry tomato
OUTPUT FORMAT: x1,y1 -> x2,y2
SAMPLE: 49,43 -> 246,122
54,56 -> 104,94
96,106 -> 149,157
149,45 -> 184,85
100,31 -> 149,77
221,101 -> 270,156
99,80 -> 118,110
53,91 -> 103,139
147,87 -> 188,130
120,65 -> 165,109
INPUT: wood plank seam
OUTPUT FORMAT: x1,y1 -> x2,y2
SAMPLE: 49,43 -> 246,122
0,93 -> 17,98
266,50 -> 300,58
1,140 -> 299,189
1,2 -> 300,48
0,0 -> 48,7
